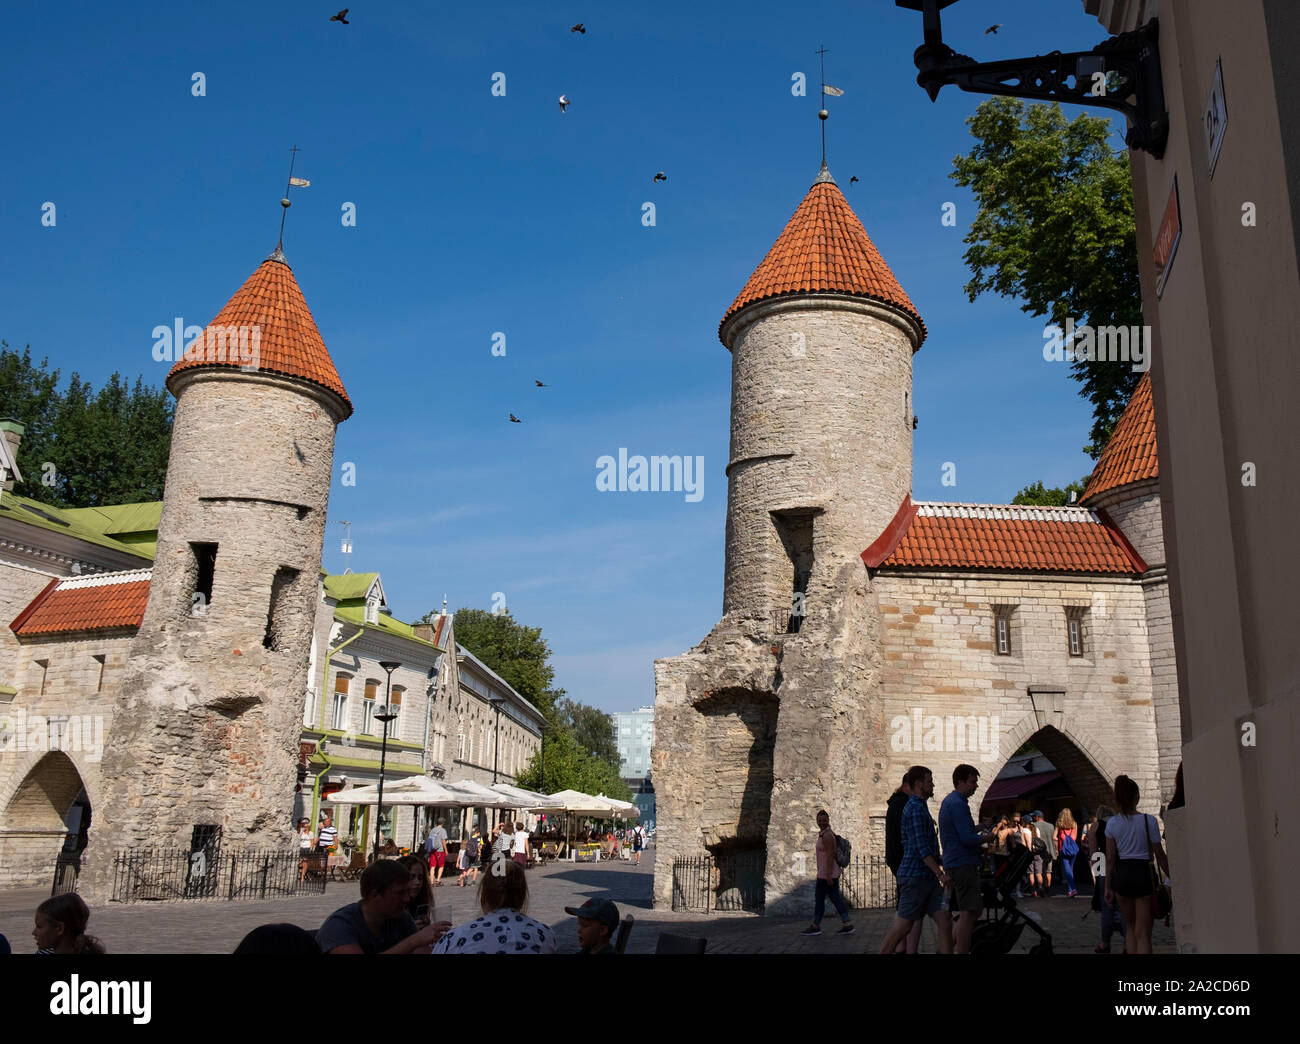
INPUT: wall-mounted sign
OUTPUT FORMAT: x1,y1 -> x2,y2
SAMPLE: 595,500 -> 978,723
1203,58 -> 1228,178
1154,176 -> 1182,299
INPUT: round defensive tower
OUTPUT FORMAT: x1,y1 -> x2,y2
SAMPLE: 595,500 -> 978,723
84,246 -> 351,887
718,163 -> 925,631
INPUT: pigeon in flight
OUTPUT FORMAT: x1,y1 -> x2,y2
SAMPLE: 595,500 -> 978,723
849,176 -> 859,185
331,9 -> 349,24
912,415 -> 919,430
535,380 -> 546,387
653,171 -> 667,183
985,24 -> 1001,34
558,95 -> 570,112
510,414 -> 522,423
571,23 -> 586,34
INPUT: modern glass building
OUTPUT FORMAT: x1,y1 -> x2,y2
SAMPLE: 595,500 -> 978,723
613,706 -> 655,827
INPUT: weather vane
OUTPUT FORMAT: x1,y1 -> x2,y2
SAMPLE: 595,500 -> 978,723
815,46 -> 845,169
276,145 -> 311,251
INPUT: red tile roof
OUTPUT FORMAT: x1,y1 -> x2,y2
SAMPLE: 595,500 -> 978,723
1081,373 -> 1157,504
167,252 -> 352,417
720,171 -> 925,345
12,569 -> 152,637
873,503 -> 1146,574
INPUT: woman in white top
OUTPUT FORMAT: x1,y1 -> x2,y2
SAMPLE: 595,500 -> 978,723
1104,774 -> 1170,954
297,818 -> 315,882
433,860 -> 555,955
511,821 -> 530,868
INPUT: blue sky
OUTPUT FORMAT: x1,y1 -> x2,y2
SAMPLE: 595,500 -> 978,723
1,2 -> 1122,712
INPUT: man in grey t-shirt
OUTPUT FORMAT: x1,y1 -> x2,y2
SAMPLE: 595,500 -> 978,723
317,861 -> 448,954
425,818 -> 449,885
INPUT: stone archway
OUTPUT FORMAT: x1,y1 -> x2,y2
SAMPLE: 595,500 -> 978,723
978,714 -> 1117,821
0,750 -> 91,888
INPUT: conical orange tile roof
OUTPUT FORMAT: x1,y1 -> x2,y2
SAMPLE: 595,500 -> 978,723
1081,372 -> 1157,504
720,168 -> 926,346
167,249 -> 352,418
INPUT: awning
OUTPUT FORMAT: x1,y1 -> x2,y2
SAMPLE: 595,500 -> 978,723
981,771 -> 1062,802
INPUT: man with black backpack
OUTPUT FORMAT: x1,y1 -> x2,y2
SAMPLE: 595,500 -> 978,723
799,810 -> 854,937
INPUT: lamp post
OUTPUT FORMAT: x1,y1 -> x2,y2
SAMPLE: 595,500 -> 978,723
373,660 -> 401,861
489,694 -> 503,784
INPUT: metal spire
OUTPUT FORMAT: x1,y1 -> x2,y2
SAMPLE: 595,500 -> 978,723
274,145 -> 302,257
817,45 -> 829,167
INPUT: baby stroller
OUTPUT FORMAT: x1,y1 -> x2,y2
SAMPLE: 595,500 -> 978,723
970,846 -> 1053,955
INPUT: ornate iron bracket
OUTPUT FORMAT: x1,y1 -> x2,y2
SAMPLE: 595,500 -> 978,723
895,0 -> 1169,157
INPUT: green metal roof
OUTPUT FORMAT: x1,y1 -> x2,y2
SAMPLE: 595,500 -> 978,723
0,492 -> 157,560
323,572 -> 379,602
334,604 -> 439,649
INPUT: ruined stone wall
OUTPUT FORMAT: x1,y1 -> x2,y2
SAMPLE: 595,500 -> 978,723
81,373 -> 341,894
871,571 -> 1162,821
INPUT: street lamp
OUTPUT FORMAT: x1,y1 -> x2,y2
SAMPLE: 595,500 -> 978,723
373,660 -> 401,861
489,694 -> 503,784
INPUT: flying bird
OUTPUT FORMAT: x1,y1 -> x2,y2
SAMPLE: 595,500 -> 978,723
570,23 -> 585,34
331,8 -> 349,24
558,94 -> 570,112
985,24 -> 1001,34
510,413 -> 522,423
912,415 -> 919,430
535,379 -> 546,387
653,171 -> 667,183
849,176 -> 859,185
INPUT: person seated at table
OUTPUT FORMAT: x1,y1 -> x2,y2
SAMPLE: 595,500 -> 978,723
433,860 -> 556,954
565,898 -> 620,955
317,861 -> 449,954
398,855 -> 433,928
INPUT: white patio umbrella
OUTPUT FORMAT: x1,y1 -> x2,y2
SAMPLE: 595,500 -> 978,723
323,776 -> 486,848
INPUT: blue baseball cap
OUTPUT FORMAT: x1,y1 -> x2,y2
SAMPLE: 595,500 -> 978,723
564,898 -> 619,931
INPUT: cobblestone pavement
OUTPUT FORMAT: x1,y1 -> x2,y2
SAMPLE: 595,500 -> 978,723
0,852 -> 1173,954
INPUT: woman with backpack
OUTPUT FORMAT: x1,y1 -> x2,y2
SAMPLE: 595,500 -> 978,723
1104,776 -> 1170,954
1054,808 -> 1079,897
459,827 -> 482,887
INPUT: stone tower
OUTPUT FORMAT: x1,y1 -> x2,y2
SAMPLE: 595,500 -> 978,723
82,247 -> 351,893
652,165 -> 925,914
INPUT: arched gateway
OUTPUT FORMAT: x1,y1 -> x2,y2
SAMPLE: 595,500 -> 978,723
0,750 -> 94,888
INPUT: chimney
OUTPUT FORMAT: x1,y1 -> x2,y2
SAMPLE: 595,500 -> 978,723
0,418 -> 24,492
413,622 -> 436,644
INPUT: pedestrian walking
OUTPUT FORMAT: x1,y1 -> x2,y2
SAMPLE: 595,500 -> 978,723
425,818 -> 450,886
1104,775 -> 1170,955
938,764 -> 989,954
632,823 -> 645,864
799,810 -> 854,936
1088,805 -> 1126,952
460,827 -> 482,887
1054,809 -> 1079,897
879,767 -> 953,954
512,821 -> 530,868
885,770 -> 923,953
298,817 -> 315,882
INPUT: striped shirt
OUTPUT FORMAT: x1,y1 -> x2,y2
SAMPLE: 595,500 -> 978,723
317,826 -> 338,848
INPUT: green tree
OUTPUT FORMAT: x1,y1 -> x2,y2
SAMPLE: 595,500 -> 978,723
516,724 -> 632,802
0,342 -> 173,506
1012,478 -> 1090,506
553,697 -> 619,769
950,98 -> 1143,457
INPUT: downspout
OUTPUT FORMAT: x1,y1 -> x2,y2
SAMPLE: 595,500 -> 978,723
310,624 -> 366,823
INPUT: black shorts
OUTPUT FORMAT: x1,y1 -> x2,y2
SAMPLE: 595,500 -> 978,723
1111,858 -> 1153,898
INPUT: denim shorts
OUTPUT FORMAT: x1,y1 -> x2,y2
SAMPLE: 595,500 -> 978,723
897,875 -> 943,921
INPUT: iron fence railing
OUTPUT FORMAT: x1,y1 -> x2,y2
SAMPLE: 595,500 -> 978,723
50,850 -> 82,897
110,846 -> 327,903
671,853 -> 897,913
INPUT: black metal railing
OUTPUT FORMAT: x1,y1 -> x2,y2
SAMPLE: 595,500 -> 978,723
50,850 -> 82,897
110,846 -> 327,903
671,853 -> 897,913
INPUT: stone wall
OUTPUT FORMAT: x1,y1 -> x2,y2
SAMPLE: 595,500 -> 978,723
0,633 -> 132,886
872,570 -> 1163,816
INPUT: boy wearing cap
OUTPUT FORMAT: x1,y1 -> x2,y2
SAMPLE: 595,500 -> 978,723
565,898 -> 620,955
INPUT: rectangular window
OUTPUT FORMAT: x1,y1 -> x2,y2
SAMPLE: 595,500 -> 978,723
459,732 -> 466,760
332,674 -> 350,731
388,687 -> 403,736
362,680 -> 378,735
190,542 -> 217,616
996,616 -> 1010,655
1066,608 -> 1088,657
263,566 -> 301,650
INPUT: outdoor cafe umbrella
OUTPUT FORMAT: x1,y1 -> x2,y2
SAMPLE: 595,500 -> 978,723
323,776 -> 483,847
526,789 -> 625,854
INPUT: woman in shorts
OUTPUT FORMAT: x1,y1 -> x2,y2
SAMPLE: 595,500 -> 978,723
1104,774 -> 1170,954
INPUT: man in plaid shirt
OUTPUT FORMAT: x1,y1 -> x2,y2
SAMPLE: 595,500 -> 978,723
878,766 -> 954,954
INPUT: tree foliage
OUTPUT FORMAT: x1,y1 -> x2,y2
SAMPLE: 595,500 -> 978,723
1012,478 -> 1090,506
434,608 -> 562,715
515,725 -> 632,803
552,697 -> 619,768
950,98 -> 1143,457
0,342 -> 173,506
